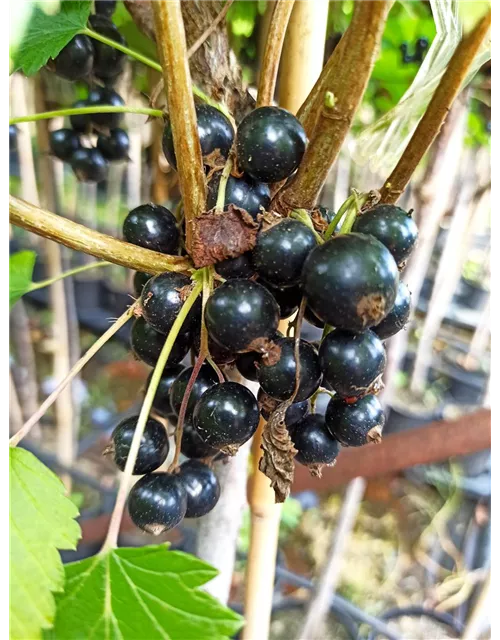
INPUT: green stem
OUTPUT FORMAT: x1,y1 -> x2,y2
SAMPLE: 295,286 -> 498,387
339,191 -> 370,234
101,280 -> 203,551
321,324 -> 334,341
30,261 -> 111,292
10,105 -> 163,125
290,209 -> 324,244
215,158 -> 234,211
324,195 -> 354,240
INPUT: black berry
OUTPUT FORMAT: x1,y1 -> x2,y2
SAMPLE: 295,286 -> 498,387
181,422 -> 219,459
169,364 -> 219,419
49,129 -> 81,162
71,148 -> 109,183
128,473 -> 187,534
192,332 -> 236,366
149,364 -> 185,418
304,305 -> 325,329
215,253 -> 255,279
87,87 -> 125,128
236,106 -> 307,183
123,204 -> 179,254
260,283 -> 302,319
258,389 -> 309,427
133,271 -> 153,298
88,15 -> 127,81
235,351 -> 260,382
373,281 -> 411,340
53,35 -> 94,80
130,317 -> 192,367
325,395 -> 384,446
206,173 -> 271,219
289,414 -> 340,466
97,128 -> 130,161
110,416 -> 169,474
178,460 -> 220,518
69,99 -> 91,133
95,0 -> 117,16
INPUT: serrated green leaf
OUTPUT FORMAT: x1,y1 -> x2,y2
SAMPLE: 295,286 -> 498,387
52,546 -> 244,639
10,448 -> 81,640
12,0 -> 92,76
9,250 -> 37,309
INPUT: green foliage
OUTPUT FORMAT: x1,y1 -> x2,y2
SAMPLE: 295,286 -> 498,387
10,448 -> 81,639
12,0 -> 92,76
112,2 -> 158,63
227,0 -> 267,83
51,545 -> 244,639
9,250 -> 37,309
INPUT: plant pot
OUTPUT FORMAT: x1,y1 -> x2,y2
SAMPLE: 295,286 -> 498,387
74,278 -> 102,308
453,278 -> 489,311
438,346 -> 489,405
100,281 -> 130,317
384,404 -> 443,436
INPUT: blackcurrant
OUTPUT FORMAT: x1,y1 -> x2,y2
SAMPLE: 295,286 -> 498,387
69,99 -> 91,133
351,204 -> 418,266
177,460 -> 220,518
304,305 -> 325,329
319,329 -> 386,399
235,351 -> 260,382
301,233 -> 399,332
258,389 -> 309,426
256,336 -> 322,402
181,422 -> 219,459
193,382 -> 259,450
253,219 -> 317,288
141,272 -> 201,336
133,271 -> 153,298
49,129 -> 81,162
192,332 -> 236,365
236,106 -> 307,183
95,0 -> 117,17
260,283 -> 302,319
206,173 -> 271,219
71,148 -> 109,183
148,364 -> 185,418
110,416 -> 169,474
87,87 -> 125,128
128,473 -> 187,534
88,14 -> 127,81
97,128 -> 130,161
325,395 -> 384,446
130,317 -> 192,367
215,253 -> 255,279
162,104 -> 234,170
169,364 -> 219,419
53,35 -> 94,80
373,281 -> 411,340
289,414 -> 340,466
123,204 -> 179,254
205,279 -> 279,353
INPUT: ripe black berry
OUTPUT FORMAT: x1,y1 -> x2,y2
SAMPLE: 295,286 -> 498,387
110,416 -> 169,474
206,173 -> 271,219
123,204 -> 179,254
148,364 -> 185,418
258,388 -> 309,426
193,382 -> 259,450
325,395 -> 384,446
236,106 -> 307,183
205,279 -> 279,353
95,0 -> 117,17
162,104 -> 234,170
133,271 -> 152,297
69,99 -> 91,133
260,283 -> 302,319
373,281 -> 411,340
235,351 -> 260,382
53,35 -> 94,80
87,87 -> 125,128
301,233 -> 399,332
141,272 -> 201,336
49,129 -> 81,162
181,422 -> 219,459
128,473 -> 187,534
304,305 -> 325,329
178,460 -> 221,518
319,329 -> 386,399
256,337 -> 322,402
88,15 -> 126,81
169,365 -> 219,419
97,128 -> 130,161
351,204 -> 418,266
130,317 -> 192,367
253,219 -> 317,288
215,253 -> 255,279
192,332 -> 236,365
71,148 -> 109,183
289,414 -> 340,466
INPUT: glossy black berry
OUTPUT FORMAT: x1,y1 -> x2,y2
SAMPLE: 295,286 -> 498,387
236,106 -> 307,183
261,283 -> 302,319
123,204 -> 179,254
71,148 -> 109,183
141,272 -> 201,336
257,337 -> 322,402
97,128 -> 129,161
205,279 -> 279,353
304,305 -> 325,329
253,219 -> 317,288
148,364 -> 185,418
49,129 -> 81,162
372,281 -> 411,340
178,460 -> 221,518
215,253 -> 255,279
88,14 -> 126,81
95,0 -> 117,16
130,317 -> 192,367
325,395 -> 385,447
319,330 -> 386,399
181,422 -> 219,459
133,271 -> 153,297
351,204 -> 418,266
206,173 -> 271,219
169,365 -> 219,419
289,414 -> 340,466
110,416 -> 169,474
128,473 -> 187,535
301,233 -> 399,332
53,35 -> 94,80
193,382 -> 259,450
258,389 -> 309,426
87,87 -> 125,128
235,351 -> 260,382
163,104 -> 234,170
192,332 -> 236,366
69,99 -> 91,133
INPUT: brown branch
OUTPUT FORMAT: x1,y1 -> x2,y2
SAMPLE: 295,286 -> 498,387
9,195 -> 191,274
187,0 -> 235,58
379,9 -> 491,204
152,0 -> 206,254
256,0 -> 295,108
274,0 -> 392,213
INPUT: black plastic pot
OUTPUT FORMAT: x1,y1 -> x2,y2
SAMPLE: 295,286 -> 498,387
453,278 -> 489,311
100,281 -> 131,317
384,404 -> 443,436
438,347 -> 488,405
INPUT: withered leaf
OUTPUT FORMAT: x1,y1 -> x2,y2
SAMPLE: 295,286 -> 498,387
311,208 -> 329,233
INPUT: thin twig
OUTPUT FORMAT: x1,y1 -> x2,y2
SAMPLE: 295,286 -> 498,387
187,0 -> 235,58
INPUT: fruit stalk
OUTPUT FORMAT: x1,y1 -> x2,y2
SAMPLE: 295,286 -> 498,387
379,9 -> 491,204
9,195 -> 191,274
9,105 -> 163,125
152,0 -> 207,254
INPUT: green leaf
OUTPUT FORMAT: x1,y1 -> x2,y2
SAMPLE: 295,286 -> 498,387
52,545 -> 244,639
10,448 -> 81,640
12,0 -> 92,76
9,250 -> 37,309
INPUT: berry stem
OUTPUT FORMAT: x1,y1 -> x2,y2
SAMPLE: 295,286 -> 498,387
290,209 -> 324,244
101,280 -> 203,552
9,301 -> 139,448
215,157 -> 234,211
324,195 -> 354,240
9,105 -> 163,126
29,261 -> 111,292
81,27 -> 163,72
